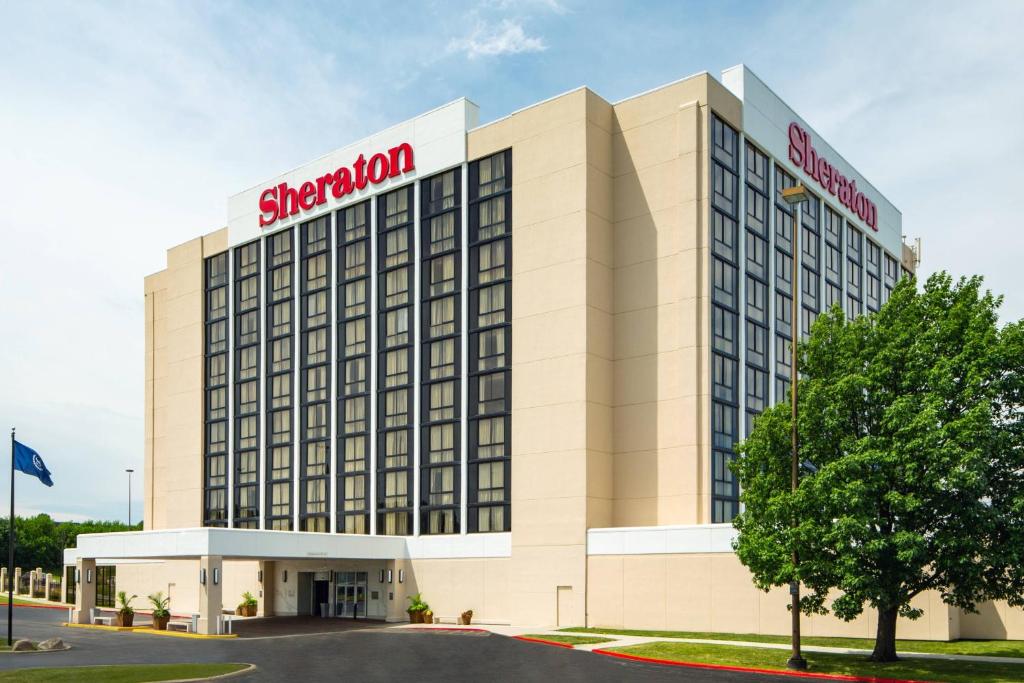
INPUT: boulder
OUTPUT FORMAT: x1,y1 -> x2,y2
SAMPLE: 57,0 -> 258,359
37,638 -> 64,651
11,639 -> 34,651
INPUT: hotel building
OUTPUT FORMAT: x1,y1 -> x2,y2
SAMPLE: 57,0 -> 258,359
64,65 -> 1024,639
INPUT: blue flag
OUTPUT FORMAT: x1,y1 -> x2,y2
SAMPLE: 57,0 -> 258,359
13,441 -> 53,487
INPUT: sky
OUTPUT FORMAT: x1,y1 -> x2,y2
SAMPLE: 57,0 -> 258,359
1,0 -> 1022,522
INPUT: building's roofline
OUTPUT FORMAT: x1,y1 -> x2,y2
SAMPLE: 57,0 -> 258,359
468,85 -> 589,133
610,69 -> 712,106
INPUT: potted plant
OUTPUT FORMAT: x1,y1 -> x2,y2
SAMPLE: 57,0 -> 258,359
236,591 -> 258,617
116,591 -> 137,627
406,593 -> 428,624
460,609 -> 473,626
148,592 -> 171,630
423,608 -> 434,624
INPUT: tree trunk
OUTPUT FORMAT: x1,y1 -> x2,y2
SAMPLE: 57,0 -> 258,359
871,606 -> 899,662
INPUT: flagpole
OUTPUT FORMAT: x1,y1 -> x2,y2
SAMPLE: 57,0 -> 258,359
8,428 -> 14,647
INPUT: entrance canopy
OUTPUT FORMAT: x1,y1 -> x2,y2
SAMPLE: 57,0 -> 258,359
63,526 -> 510,564
64,527 -> 408,565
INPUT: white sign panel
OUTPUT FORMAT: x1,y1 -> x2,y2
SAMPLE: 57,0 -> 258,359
721,65 -> 902,256
227,98 -> 479,248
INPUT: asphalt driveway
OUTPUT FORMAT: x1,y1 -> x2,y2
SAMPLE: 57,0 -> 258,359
0,605 -> 796,682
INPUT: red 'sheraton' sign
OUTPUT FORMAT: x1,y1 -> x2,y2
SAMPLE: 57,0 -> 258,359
787,123 -> 877,231
259,143 -> 415,227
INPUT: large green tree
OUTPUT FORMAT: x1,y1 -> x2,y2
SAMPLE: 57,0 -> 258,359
0,515 -> 141,575
733,273 -> 1024,662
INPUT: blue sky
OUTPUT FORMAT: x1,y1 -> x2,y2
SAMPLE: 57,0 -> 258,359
1,0 -> 1022,522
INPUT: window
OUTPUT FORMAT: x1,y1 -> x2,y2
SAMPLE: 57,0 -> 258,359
477,417 -> 505,459
305,403 -> 328,439
343,398 -> 366,434
270,230 -> 292,267
429,297 -> 456,338
428,381 -> 455,422
306,366 -> 327,402
344,280 -> 366,317
238,277 -> 258,311
341,202 -> 367,242
344,357 -> 366,394
385,268 -> 410,308
384,229 -> 409,268
478,153 -> 507,197
385,188 -> 410,228
271,374 -> 291,409
306,328 -> 327,365
385,309 -> 409,347
477,197 -> 506,241
477,283 -> 506,327
271,338 -> 291,373
477,328 -> 506,370
271,301 -> 291,337
306,254 -> 327,291
429,214 -> 455,254
430,254 -> 456,295
344,436 -> 366,471
344,242 -> 366,278
477,373 -> 506,414
305,290 -> 328,327
384,389 -> 409,428
239,381 -> 258,415
428,424 -> 455,463
305,217 -> 328,253
429,339 -> 455,379
384,349 -> 409,387
477,241 -> 505,284
344,318 -> 366,357
384,430 -> 408,468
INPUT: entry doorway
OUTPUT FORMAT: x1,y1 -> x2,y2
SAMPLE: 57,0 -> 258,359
334,571 -> 367,618
298,571 -> 332,617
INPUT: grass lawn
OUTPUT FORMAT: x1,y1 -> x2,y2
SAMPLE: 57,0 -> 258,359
606,641 -> 1024,683
0,595 -> 38,606
0,663 -> 248,682
562,626 -> 1024,658
521,634 -> 614,645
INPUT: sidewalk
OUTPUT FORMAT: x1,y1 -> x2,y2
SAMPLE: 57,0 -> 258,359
406,623 -> 1024,666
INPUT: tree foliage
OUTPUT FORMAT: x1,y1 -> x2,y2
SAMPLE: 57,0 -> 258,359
0,514 -> 141,574
732,273 -> 1024,661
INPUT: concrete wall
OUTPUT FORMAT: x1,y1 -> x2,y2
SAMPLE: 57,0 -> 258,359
587,553 -> 960,641
468,88 -> 613,628
145,229 -> 227,530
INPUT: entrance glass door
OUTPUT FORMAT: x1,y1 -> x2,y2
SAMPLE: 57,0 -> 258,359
334,571 -> 368,618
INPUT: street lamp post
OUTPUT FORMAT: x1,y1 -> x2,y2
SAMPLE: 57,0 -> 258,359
126,468 -> 135,527
781,182 -> 810,671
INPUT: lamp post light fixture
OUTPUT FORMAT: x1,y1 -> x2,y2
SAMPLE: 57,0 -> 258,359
125,468 -> 135,527
780,181 -> 810,671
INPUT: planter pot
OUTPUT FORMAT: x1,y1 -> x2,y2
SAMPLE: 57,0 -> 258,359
408,611 -> 422,624
116,612 -> 134,627
152,614 -> 169,631
236,604 -> 256,617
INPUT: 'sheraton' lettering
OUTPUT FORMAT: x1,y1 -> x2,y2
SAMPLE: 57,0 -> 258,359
258,143 -> 415,227
788,123 -> 877,231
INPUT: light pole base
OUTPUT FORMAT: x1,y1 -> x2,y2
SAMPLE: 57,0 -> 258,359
787,655 -> 808,670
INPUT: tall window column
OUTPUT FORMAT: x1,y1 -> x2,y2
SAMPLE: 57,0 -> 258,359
800,193 -> 821,338
337,201 -> 371,534
299,217 -> 331,532
265,229 -> 294,530
420,168 -> 461,535
377,185 -> 415,536
467,150 -> 512,533
824,208 -> 844,312
203,252 -> 229,526
710,115 -> 740,523
743,142 -> 770,442
846,226 -> 864,320
773,165 -> 797,403
233,241 -> 260,528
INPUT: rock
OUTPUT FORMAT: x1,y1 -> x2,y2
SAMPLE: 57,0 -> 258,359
37,638 -> 64,651
11,639 -> 34,651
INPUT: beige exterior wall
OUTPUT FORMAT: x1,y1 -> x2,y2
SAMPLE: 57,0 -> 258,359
588,553 -> 960,641
609,75 -> 741,528
145,228 -> 227,530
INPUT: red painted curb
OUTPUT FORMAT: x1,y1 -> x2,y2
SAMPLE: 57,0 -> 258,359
591,649 -> 931,683
402,627 -> 487,633
514,635 -> 574,649
3,601 -> 69,612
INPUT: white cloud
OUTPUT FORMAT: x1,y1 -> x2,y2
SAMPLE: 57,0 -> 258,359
448,19 -> 547,59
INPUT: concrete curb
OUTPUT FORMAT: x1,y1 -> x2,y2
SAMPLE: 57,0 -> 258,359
514,635 -> 574,649
160,662 -> 256,682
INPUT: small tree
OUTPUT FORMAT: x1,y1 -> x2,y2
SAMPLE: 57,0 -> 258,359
733,273 -> 1024,662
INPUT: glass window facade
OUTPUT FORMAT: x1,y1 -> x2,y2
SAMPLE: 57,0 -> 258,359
337,201 -> 371,535
710,116 -> 741,524
204,252 -> 229,526
266,228 -> 294,530
420,168 -> 462,535
377,185 -> 415,536
234,240 -> 260,528
710,112 -> 908,524
468,150 -> 511,533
